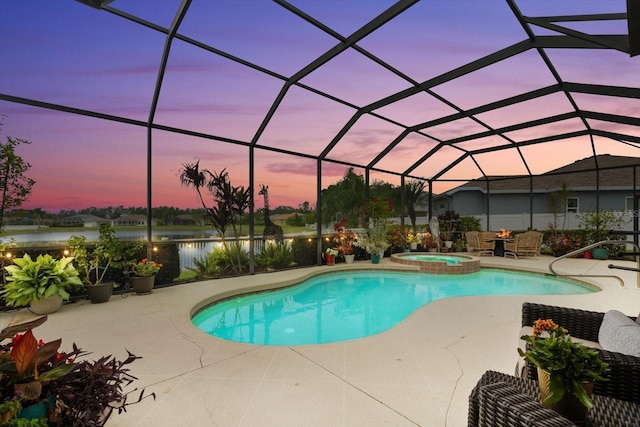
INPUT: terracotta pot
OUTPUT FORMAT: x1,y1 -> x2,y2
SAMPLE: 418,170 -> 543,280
325,254 -> 335,265
131,275 -> 156,295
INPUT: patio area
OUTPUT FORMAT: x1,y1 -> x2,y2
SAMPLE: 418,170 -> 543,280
1,255 -> 639,427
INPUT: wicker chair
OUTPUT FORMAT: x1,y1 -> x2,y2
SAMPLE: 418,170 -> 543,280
468,370 -> 640,427
520,302 -> 640,404
504,231 -> 543,259
466,231 -> 494,256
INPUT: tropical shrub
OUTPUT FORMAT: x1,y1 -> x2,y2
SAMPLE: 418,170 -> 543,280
256,241 -> 296,270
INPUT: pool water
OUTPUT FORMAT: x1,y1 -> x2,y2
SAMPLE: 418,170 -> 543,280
192,270 -> 596,346
404,255 -> 461,264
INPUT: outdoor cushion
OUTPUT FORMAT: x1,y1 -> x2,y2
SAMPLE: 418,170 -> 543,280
599,310 -> 640,357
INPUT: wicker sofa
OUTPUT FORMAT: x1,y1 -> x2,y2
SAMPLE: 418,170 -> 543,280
519,302 -> 640,404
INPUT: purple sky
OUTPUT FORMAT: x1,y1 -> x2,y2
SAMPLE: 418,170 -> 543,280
1,0 -> 638,212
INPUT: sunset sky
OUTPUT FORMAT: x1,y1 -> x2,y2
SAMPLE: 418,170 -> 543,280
1,0 -> 638,213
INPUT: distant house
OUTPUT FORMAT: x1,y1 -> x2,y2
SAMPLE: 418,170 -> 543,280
435,155 -> 640,230
270,213 -> 296,226
173,214 -> 202,226
111,214 -> 157,227
57,214 -> 110,227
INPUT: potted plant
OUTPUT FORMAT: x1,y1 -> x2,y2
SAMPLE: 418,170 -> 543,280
438,211 -> 459,249
518,319 -> 609,423
333,223 -> 357,264
422,232 -> 439,252
324,248 -> 338,266
0,316 -> 154,426
407,233 -> 420,250
68,223 -> 142,303
387,225 -> 409,253
130,258 -> 163,294
578,210 -> 625,260
452,238 -> 465,252
353,225 -> 390,263
1,253 -> 83,314
547,234 -> 582,257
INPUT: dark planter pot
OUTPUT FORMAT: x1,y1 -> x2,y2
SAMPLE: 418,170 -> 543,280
86,281 -> 114,303
592,248 -> 609,260
131,275 -> 156,295
370,254 -> 381,264
582,250 -> 593,259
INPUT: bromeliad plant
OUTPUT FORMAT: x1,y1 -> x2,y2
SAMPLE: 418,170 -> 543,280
518,319 -> 609,409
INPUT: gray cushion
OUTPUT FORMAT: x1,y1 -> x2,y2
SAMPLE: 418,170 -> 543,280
598,310 -> 640,357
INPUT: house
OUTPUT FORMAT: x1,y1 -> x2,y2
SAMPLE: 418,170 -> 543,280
111,214 -> 157,227
436,155 -> 640,231
57,214 -> 110,227
270,213 -> 296,226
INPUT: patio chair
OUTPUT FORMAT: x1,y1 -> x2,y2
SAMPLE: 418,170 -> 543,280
465,231 -> 494,256
504,231 -> 543,259
518,302 -> 640,404
468,370 -> 640,427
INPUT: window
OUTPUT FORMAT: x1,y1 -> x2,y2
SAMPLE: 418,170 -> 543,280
625,197 -> 635,211
567,197 -> 578,213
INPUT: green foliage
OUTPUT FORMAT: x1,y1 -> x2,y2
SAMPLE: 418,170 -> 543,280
6,414 -> 48,427
152,243 -> 180,285
518,320 -> 609,409
321,168 -> 365,227
1,254 -> 83,307
578,209 -> 625,244
191,242 -> 250,277
179,162 -> 250,241
0,134 -> 36,231
256,241 -> 296,270
187,252 -> 222,279
353,224 -> 390,255
402,179 -> 426,231
291,238 -> 317,266
458,216 -> 481,233
438,210 -> 460,241
285,213 -> 305,227
359,198 -> 392,224
304,211 -> 316,225
67,223 -> 143,286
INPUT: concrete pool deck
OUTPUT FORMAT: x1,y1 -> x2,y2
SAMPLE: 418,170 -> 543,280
1,255 -> 639,426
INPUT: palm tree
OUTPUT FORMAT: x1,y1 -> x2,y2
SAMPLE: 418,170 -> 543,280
403,179 -> 426,232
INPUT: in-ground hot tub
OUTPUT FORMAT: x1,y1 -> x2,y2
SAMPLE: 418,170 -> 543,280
391,252 -> 480,274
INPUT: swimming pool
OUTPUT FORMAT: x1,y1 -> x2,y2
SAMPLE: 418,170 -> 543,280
192,269 -> 597,346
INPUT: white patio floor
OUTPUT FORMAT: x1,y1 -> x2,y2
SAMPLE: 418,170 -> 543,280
2,254 -> 639,427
